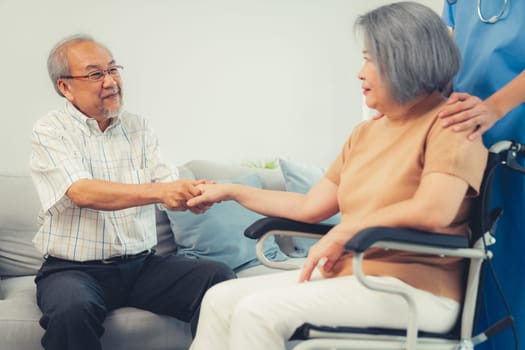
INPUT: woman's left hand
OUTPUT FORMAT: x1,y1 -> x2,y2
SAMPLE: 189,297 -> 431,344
299,225 -> 349,282
438,92 -> 499,140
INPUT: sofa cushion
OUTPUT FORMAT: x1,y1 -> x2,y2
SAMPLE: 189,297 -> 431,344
153,164 -> 196,257
0,173 -> 44,277
0,166 -> 194,275
184,159 -> 285,191
0,275 -> 192,350
165,174 -> 284,271
154,208 -> 178,256
176,164 -> 195,181
278,159 -> 341,257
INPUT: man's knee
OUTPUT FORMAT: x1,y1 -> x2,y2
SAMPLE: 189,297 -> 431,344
203,260 -> 236,284
40,297 -> 106,329
36,270 -> 107,331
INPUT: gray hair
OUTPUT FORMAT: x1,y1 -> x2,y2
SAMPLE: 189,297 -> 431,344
47,34 -> 113,97
355,1 -> 460,104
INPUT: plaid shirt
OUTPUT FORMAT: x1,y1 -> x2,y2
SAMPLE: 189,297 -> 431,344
30,102 -> 176,261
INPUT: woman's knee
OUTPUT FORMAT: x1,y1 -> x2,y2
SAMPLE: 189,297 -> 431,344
231,293 -> 284,327
229,294 -> 295,347
202,278 -> 236,307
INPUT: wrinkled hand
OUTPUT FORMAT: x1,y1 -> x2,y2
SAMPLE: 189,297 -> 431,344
299,225 -> 349,283
438,92 -> 499,140
162,179 -> 210,213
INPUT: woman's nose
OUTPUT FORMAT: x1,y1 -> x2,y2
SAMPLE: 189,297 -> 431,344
357,65 -> 365,81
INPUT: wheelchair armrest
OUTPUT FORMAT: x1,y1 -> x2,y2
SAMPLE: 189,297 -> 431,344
244,217 -> 334,239
344,227 -> 472,350
345,226 -> 469,253
243,217 -> 334,270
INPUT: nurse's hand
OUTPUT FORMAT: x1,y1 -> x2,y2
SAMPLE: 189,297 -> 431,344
438,92 -> 499,140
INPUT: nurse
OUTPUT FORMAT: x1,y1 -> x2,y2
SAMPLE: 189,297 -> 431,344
439,1 -> 525,350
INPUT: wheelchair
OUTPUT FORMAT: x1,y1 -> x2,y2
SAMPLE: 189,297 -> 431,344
244,140 -> 525,350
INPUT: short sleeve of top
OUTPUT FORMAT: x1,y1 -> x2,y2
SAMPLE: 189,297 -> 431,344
30,103 -> 177,260
30,113 -> 93,213
423,117 -> 486,197
321,110 -> 487,301
324,111 -> 487,227
30,103 -> 176,214
441,0 -> 525,146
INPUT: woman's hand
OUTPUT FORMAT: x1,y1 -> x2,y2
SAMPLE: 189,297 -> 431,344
438,92 -> 499,140
161,179 -> 206,212
299,225 -> 350,282
186,183 -> 228,209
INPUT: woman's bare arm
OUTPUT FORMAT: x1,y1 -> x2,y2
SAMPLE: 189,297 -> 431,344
300,172 -> 470,281
187,177 -> 339,223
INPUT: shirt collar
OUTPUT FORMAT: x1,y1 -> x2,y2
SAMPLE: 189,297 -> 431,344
65,101 -> 121,134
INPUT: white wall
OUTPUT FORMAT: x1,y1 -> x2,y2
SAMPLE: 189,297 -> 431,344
0,0 -> 442,173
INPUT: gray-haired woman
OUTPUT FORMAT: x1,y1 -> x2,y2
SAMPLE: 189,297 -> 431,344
188,2 -> 487,349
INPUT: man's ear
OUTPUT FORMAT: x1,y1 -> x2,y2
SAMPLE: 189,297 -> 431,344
57,79 -> 74,101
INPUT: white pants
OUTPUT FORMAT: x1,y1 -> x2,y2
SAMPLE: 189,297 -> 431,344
190,269 -> 460,350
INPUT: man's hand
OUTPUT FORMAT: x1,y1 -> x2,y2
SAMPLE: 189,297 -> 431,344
186,183 -> 229,209
438,92 -> 499,140
161,179 -> 208,212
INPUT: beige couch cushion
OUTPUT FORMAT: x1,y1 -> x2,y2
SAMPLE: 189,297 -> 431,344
0,173 -> 43,277
0,168 -> 191,277
0,162 -> 286,278
184,159 -> 285,191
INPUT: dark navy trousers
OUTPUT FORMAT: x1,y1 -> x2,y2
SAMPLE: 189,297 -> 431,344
35,253 -> 235,350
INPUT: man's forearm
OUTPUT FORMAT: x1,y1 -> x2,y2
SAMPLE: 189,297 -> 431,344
66,179 -> 162,210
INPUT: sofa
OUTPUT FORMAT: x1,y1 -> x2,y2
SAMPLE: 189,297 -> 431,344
0,158 -> 324,350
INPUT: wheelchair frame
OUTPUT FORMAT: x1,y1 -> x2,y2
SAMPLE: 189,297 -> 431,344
244,140 -> 525,350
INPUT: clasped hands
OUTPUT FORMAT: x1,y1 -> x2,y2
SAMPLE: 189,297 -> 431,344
186,183 -> 352,282
161,179 -> 216,214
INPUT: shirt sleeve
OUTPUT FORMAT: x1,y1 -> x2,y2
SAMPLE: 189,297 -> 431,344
141,117 -> 178,183
325,131 -> 357,186
423,120 -> 487,196
30,117 -> 92,213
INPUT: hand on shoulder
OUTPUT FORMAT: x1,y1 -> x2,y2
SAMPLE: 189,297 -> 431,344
438,92 -> 499,140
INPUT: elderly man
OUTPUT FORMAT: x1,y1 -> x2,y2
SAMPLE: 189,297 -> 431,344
30,34 -> 235,350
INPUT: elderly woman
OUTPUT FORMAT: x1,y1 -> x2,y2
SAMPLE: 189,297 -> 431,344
187,2 -> 487,350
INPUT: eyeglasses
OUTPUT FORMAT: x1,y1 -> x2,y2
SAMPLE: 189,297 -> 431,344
61,65 -> 124,81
